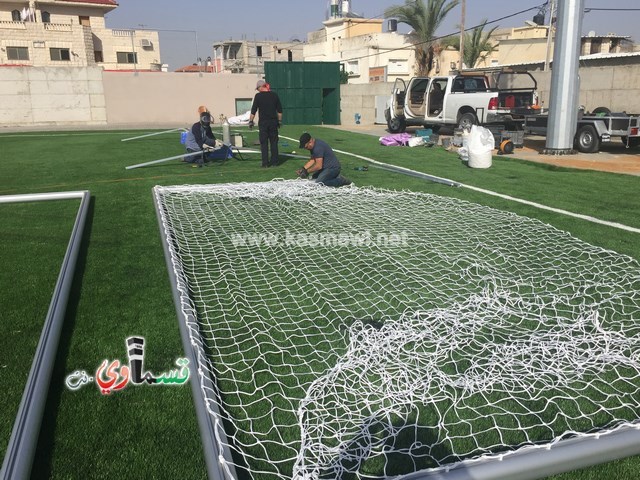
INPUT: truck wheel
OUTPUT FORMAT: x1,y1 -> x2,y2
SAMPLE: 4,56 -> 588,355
458,112 -> 477,130
387,116 -> 406,133
591,107 -> 611,116
574,125 -> 600,153
622,137 -> 640,148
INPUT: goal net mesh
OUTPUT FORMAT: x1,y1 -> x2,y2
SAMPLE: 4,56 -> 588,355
154,181 -> 640,479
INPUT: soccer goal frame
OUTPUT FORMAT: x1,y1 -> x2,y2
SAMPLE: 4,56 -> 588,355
154,190 -> 237,480
153,181 -> 640,480
0,191 -> 90,480
401,424 -> 640,480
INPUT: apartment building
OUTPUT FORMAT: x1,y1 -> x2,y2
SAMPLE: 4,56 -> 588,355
0,0 -> 161,70
211,39 -> 304,75
495,25 -> 635,68
303,16 -> 416,85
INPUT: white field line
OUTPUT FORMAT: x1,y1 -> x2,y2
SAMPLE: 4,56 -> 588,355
280,134 -> 640,234
0,132 -> 136,138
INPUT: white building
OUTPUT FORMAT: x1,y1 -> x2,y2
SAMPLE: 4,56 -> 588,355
211,39 -> 304,75
304,17 -> 415,85
0,0 -> 161,71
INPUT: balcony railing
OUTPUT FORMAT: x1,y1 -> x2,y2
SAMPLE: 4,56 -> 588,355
0,21 -> 73,31
0,21 -> 26,30
112,29 -> 134,37
43,23 -> 72,32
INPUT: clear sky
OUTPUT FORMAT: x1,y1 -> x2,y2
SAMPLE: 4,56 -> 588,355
105,0 -> 640,70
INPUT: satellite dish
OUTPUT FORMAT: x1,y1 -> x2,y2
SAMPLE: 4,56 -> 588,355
588,30 -> 596,37
524,20 -> 537,27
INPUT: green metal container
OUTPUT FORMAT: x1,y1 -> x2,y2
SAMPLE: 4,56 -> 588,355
265,61 -> 341,125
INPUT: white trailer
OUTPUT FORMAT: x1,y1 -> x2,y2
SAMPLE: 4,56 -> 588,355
524,107 -> 640,153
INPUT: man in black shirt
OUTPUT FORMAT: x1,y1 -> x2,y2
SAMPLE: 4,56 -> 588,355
249,79 -> 283,167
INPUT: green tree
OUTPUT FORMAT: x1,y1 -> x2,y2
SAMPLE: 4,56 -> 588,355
384,0 -> 460,75
441,20 -> 499,69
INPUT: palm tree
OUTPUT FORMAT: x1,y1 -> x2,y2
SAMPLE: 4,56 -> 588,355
441,20 -> 499,69
384,0 -> 460,75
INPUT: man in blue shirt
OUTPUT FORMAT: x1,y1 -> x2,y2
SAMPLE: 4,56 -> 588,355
184,106 -> 217,165
296,133 -> 352,187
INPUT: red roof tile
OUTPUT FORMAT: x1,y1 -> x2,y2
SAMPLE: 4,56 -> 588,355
174,65 -> 215,73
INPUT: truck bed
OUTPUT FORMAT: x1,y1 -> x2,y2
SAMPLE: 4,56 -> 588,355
497,91 -> 535,109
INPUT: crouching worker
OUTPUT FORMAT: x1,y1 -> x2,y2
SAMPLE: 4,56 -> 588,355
184,106 -> 218,165
296,133 -> 352,187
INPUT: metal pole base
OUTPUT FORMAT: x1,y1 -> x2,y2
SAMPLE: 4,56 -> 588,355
541,148 -> 576,155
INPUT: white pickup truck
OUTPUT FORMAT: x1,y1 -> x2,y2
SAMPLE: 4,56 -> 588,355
385,71 -> 538,133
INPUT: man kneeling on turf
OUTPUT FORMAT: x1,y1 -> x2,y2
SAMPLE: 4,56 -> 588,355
296,133 -> 351,187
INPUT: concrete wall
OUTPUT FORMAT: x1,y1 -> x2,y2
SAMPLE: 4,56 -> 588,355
102,72 -> 258,126
522,64 -> 640,113
340,81 -> 393,126
1,62 -> 639,129
0,66 -> 106,127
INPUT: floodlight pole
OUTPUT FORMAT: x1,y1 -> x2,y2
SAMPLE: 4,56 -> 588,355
543,0 -> 585,154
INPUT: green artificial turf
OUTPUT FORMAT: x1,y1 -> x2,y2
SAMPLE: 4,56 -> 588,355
0,126 -> 638,479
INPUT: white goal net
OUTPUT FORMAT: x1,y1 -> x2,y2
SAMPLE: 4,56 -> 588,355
154,180 -> 640,480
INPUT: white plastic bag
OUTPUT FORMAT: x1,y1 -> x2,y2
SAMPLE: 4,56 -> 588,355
457,147 -> 469,162
408,136 -> 426,147
467,125 -> 494,168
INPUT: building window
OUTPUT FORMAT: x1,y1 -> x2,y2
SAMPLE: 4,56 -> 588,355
288,50 -> 293,62
94,51 -> 104,63
345,60 -> 359,76
256,45 -> 262,57
116,51 -> 137,64
387,59 -> 408,74
50,48 -> 71,61
235,98 -> 252,116
79,16 -> 90,27
12,9 -> 21,21
42,11 -> 51,23
7,46 -> 29,61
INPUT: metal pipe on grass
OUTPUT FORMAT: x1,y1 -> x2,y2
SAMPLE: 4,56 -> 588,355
121,128 -> 187,142
125,150 -> 202,170
0,191 -> 90,480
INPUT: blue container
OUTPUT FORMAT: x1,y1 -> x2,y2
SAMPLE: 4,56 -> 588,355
180,131 -> 187,144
